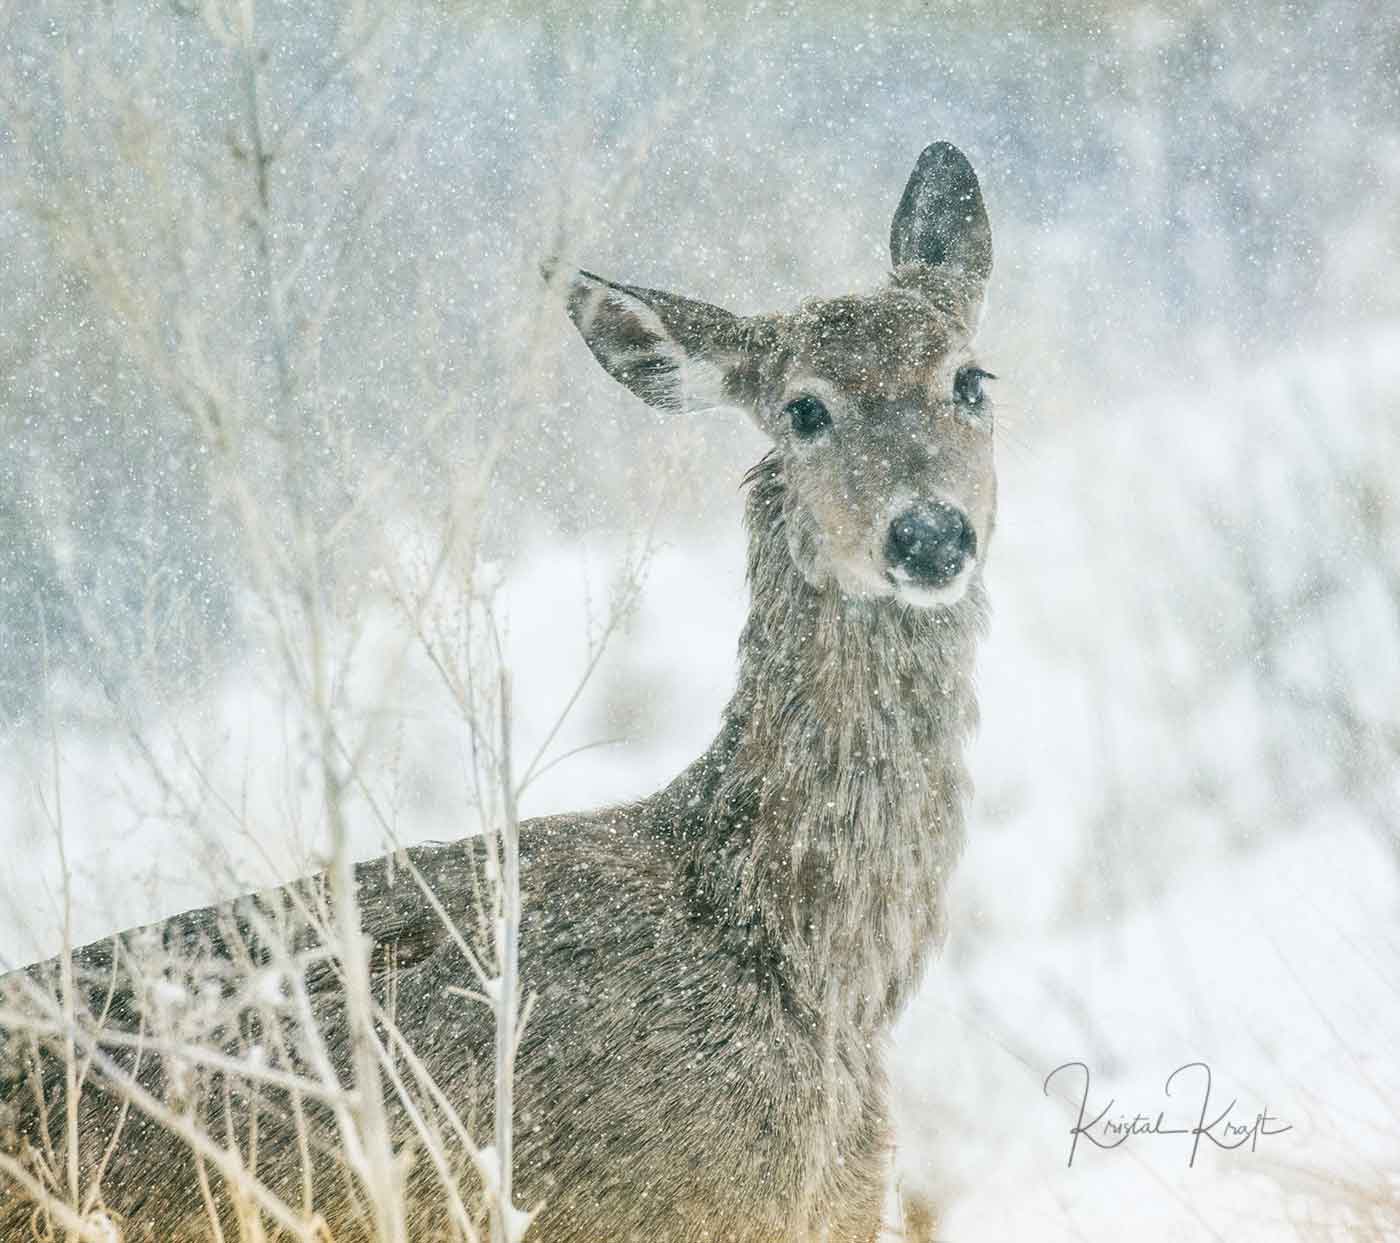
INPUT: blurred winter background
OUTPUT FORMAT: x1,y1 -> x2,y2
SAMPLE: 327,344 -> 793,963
2,0 -> 1398,1238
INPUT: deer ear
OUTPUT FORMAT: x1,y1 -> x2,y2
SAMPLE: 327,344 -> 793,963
565,270 -> 767,414
889,142 -> 993,319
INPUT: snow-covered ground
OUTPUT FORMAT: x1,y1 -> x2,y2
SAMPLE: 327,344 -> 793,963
895,819 -> 1400,1241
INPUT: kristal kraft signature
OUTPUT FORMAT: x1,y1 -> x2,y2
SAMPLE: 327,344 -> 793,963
1044,1061 -> 1293,1169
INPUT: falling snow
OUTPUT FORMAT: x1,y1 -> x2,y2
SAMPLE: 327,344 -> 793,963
1,3 -> 1398,1241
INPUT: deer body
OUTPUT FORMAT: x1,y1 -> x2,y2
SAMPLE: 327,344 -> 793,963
0,142 -> 996,1242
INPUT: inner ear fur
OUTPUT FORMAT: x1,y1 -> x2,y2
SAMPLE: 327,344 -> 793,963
566,270 -> 771,414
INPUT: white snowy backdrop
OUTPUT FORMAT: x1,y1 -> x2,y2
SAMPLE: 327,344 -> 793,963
2,1 -> 1398,1238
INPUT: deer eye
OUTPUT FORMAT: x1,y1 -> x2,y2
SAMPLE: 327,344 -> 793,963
785,395 -> 832,439
953,367 -> 995,409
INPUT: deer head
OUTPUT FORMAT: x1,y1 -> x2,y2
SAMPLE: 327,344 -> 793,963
565,141 -> 996,609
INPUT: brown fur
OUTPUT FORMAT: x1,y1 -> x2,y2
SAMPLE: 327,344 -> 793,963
0,141 -> 997,1241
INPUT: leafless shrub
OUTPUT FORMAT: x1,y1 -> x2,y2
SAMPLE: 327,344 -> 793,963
0,1 -> 697,1236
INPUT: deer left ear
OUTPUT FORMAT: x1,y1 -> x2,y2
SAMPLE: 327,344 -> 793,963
889,142 -> 993,322
565,270 -> 768,415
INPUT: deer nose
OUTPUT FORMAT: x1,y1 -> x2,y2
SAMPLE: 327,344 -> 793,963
886,503 -> 976,586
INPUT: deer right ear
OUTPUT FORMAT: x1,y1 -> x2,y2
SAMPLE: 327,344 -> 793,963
563,270 -> 769,416
889,142 -> 993,321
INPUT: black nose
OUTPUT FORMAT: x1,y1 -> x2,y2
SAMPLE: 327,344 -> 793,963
886,503 -> 976,586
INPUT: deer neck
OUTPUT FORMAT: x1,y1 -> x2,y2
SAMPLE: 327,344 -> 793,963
668,454 -> 986,1026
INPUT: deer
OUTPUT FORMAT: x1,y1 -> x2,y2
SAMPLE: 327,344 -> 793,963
0,140 -> 996,1242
